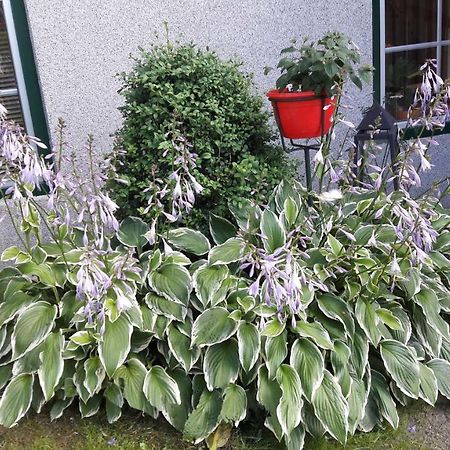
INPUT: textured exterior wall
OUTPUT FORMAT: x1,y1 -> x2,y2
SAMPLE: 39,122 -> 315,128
0,0 -> 372,254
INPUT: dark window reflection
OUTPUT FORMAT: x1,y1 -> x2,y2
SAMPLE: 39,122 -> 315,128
386,0 -> 437,47
385,48 -> 436,119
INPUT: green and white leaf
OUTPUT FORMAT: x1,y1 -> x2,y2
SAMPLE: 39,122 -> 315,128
12,301 -> 57,360
312,370 -> 348,444
192,307 -> 238,347
265,331 -> 288,379
149,264 -> 192,306
204,340 -> 239,391
380,340 -> 420,398
99,314 -> 132,378
0,373 -> 33,427
167,228 -> 210,255
193,264 -> 229,307
276,364 -> 303,436
237,322 -> 260,373
208,237 -> 246,266
143,366 -> 181,412
290,338 -> 324,402
220,384 -> 247,426
427,358 -> 450,399
38,332 -> 64,401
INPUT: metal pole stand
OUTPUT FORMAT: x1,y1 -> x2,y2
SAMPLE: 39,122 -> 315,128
272,94 -> 328,193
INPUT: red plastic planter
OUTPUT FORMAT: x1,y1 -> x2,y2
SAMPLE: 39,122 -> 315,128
267,90 -> 335,139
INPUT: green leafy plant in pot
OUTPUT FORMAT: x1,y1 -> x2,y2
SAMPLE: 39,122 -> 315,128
265,32 -> 373,139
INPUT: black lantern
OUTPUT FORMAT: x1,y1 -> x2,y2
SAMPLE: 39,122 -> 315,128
354,103 -> 400,190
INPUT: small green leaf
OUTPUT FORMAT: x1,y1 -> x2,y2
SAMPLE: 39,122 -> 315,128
261,319 -> 285,337
209,214 -> 237,245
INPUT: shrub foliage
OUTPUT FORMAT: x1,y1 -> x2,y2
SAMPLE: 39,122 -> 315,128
107,42 -> 293,231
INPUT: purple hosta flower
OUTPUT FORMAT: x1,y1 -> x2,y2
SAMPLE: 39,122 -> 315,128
411,60 -> 450,129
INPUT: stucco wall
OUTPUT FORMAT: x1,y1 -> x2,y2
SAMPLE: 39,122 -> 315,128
0,0 -> 373,253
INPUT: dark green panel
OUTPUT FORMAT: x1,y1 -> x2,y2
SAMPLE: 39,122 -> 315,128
9,0 -> 50,153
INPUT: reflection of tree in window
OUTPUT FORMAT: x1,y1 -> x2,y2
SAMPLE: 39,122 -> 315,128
0,1 -> 24,126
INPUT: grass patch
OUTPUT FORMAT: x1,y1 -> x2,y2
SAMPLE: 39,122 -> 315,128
0,400 -> 448,449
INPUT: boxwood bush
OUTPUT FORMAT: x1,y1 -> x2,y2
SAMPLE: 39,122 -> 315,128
107,42 -> 294,232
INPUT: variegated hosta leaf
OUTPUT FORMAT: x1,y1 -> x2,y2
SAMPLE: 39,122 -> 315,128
143,366 -> 181,412
355,298 -> 381,346
83,356 -> 105,397
183,390 -> 222,444
167,325 -> 200,372
265,331 -> 288,379
350,328 -> 369,380
370,370 -> 399,429
312,370 -> 349,444
260,209 -> 286,253
50,397 -> 74,421
317,294 -> 354,336
144,294 -> 187,322
257,365 -> 282,415
290,338 -> 324,402
204,340 -> 239,391
285,425 -> 306,450
330,341 -> 352,398
237,322 -> 261,373
379,340 -> 420,398
166,228 -> 210,256
417,363 -> 438,406
38,332 -> 64,401
261,319 -> 286,337
427,358 -> 450,399
208,237 -> 246,266
220,384 -> 247,426
149,264 -> 192,306
294,321 -> 334,350
104,383 -> 123,423
0,373 -> 33,427
414,289 -> 449,337
347,374 -> 369,435
276,364 -> 303,437
12,301 -> 57,360
79,395 -> 101,418
99,314 -> 132,378
192,264 -> 229,308
114,358 -> 147,410
164,369 -> 192,432
0,291 -> 34,328
192,307 -> 238,347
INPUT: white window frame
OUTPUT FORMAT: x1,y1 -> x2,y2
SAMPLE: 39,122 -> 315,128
380,0 -> 450,113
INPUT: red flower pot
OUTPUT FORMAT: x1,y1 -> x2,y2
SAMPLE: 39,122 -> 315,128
267,90 -> 335,139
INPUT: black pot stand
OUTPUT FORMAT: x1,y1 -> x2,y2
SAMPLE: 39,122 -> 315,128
271,93 -> 328,193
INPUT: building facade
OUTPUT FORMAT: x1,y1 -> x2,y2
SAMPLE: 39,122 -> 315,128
0,0 -> 448,251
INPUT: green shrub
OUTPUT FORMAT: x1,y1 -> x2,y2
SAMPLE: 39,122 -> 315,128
107,42 -> 294,232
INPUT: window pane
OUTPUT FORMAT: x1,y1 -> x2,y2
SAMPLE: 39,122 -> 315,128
385,0 -> 437,47
440,45 -> 450,80
0,2 -> 24,126
385,48 -> 436,119
444,1 -> 450,40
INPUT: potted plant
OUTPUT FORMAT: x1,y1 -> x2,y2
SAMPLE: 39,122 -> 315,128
265,32 -> 372,139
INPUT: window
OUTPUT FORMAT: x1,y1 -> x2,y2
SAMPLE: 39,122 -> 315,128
0,0 -> 48,145
377,0 -> 450,121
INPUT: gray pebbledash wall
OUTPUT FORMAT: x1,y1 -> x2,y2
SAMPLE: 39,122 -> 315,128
0,1 -> 447,253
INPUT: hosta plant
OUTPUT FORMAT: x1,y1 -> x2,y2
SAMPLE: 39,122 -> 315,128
1,59 -> 450,450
